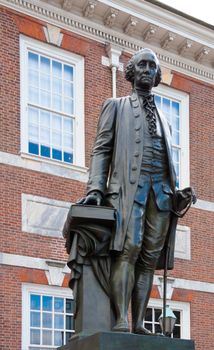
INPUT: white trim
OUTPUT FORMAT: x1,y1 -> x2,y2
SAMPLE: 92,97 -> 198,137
20,34 -> 85,167
0,151 -> 88,182
148,298 -> 190,339
154,84 -> 190,189
0,252 -> 70,273
193,199 -> 214,212
1,252 -> 214,294
0,0 -> 214,84
22,283 -> 73,350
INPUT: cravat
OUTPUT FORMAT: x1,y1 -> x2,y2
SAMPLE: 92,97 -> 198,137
142,95 -> 157,135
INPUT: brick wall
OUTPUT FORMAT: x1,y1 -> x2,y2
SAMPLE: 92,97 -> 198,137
0,5 -> 213,350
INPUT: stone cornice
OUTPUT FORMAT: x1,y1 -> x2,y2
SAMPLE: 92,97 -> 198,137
0,0 -> 214,84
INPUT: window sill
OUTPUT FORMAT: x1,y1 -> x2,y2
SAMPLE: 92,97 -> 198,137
19,152 -> 89,182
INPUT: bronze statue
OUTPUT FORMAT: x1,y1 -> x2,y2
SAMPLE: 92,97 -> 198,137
65,48 -> 196,335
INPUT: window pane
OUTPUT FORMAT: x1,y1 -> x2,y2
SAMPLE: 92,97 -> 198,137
40,56 -> 50,74
43,312 -> 52,328
29,86 -> 39,104
66,315 -> 73,330
53,94 -> 62,111
40,90 -> 51,108
29,142 -> 39,155
64,118 -> 73,133
43,296 -> 52,312
63,134 -> 73,149
52,115 -> 62,130
41,145 -> 50,158
28,52 -> 38,70
174,311 -> 180,324
54,331 -> 64,346
64,65 -> 73,81
29,69 -> 39,87
154,309 -> 161,322
54,314 -> 64,329
172,130 -> 180,145
155,323 -> 162,334
163,98 -> 170,114
30,329 -> 40,345
64,81 -> 73,98
40,111 -> 50,127
42,330 -> 52,345
173,148 -> 179,163
64,152 -> 73,163
172,101 -> 179,116
54,298 -> 64,313
31,295 -> 40,310
52,132 -> 62,147
144,323 -> 152,332
29,107 -> 39,125
29,125 -> 39,141
145,308 -> 152,322
173,325 -> 181,338
53,77 -> 62,95
40,74 -> 50,91
30,312 -> 40,327
52,149 -> 62,161
154,95 -> 161,107
40,128 -> 50,144
53,61 -> 62,78
66,299 -> 74,314
64,98 -> 73,114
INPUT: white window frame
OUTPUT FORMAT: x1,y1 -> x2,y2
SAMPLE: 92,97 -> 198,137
148,298 -> 191,339
22,283 -> 74,350
154,84 -> 190,189
20,35 -> 85,167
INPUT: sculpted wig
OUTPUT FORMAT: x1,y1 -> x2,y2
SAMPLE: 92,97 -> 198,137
125,48 -> 161,87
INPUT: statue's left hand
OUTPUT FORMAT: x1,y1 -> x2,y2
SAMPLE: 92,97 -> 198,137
77,191 -> 103,206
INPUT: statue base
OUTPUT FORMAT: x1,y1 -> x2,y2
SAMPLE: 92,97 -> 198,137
57,332 -> 195,350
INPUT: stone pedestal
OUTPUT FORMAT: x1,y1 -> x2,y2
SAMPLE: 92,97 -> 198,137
74,265 -> 114,336
58,332 -> 195,350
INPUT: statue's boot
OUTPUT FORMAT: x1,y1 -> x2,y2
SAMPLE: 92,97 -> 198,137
132,269 -> 154,334
111,259 -> 135,332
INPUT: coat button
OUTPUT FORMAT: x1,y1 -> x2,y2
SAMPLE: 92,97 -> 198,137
134,114 -> 140,118
135,138 -> 141,143
130,179 -> 136,184
135,125 -> 141,131
134,152 -> 140,157
132,165 -> 137,171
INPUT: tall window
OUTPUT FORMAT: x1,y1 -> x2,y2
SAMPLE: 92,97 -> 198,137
22,284 -> 74,350
154,85 -> 189,188
20,35 -> 85,167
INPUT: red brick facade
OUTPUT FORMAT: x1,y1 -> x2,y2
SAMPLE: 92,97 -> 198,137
0,4 -> 213,350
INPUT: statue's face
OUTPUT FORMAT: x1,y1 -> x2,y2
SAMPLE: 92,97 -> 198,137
133,51 -> 158,91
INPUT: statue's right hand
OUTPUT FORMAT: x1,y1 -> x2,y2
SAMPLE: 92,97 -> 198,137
77,191 -> 103,206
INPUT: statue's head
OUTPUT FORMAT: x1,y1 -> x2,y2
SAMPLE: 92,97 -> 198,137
125,48 -> 161,90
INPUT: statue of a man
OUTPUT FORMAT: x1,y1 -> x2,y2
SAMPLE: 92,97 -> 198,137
83,48 -> 177,334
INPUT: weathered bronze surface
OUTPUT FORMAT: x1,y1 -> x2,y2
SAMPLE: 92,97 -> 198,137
63,48 -> 195,336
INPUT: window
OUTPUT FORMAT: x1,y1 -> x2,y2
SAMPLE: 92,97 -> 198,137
145,299 -> 190,339
22,284 -> 74,350
154,85 -> 189,188
20,35 -> 85,167
144,307 -> 181,338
